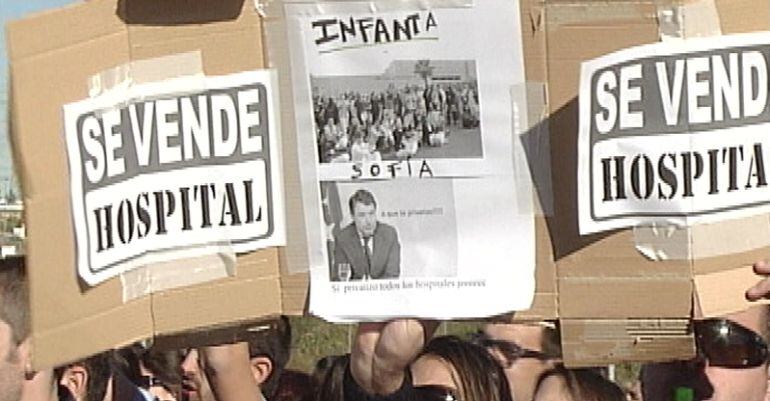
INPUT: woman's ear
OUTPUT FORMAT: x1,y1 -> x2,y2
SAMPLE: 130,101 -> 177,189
59,364 -> 89,401
249,356 -> 274,387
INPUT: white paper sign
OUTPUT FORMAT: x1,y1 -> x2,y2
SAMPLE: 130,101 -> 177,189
64,70 -> 286,285
285,0 -> 535,320
579,31 -> 770,234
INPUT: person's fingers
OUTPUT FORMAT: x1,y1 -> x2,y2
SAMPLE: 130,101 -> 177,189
754,260 -> 770,275
746,278 -> 770,301
421,320 -> 440,343
358,322 -> 387,335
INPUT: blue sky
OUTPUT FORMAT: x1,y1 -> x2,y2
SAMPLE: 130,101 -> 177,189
0,0 -> 76,196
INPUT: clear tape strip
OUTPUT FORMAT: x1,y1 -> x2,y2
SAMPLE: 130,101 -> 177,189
657,0 -> 722,41
512,82 -> 552,217
546,2 -> 656,29
262,0 -> 314,275
634,215 -> 770,261
260,0 -> 474,18
121,244 -> 237,302
636,0 -> 722,260
87,51 -> 207,116
87,51 -> 239,298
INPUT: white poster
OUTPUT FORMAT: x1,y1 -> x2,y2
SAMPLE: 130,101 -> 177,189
63,70 -> 286,285
579,31 -> 770,234
285,0 -> 536,320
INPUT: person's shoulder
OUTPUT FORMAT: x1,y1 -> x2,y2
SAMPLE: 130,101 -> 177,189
534,372 -> 572,401
377,222 -> 398,236
337,223 -> 358,238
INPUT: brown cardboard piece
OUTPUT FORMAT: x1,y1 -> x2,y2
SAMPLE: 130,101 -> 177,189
529,0 -> 770,366
9,0 -> 770,370
5,0 -> 306,369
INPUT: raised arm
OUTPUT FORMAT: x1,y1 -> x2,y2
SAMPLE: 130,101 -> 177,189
349,320 -> 437,396
199,342 -> 262,401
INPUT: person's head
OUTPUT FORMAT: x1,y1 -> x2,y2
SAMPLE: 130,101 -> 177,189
57,352 -> 112,401
243,316 -> 292,399
478,322 -> 560,401
0,257 -> 30,401
348,190 -> 378,238
115,345 -> 180,401
312,354 -> 349,401
641,305 -> 769,401
180,349 -> 212,401
181,317 -> 292,401
534,367 -> 625,401
410,335 -> 512,401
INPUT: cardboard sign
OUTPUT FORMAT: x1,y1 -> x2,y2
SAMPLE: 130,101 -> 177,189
578,31 -> 770,234
63,71 -> 285,284
6,0 -> 305,369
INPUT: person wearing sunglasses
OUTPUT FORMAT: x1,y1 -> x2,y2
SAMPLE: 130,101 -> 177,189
345,320 -> 513,401
641,261 -> 770,401
477,323 -> 561,401
533,366 -> 625,401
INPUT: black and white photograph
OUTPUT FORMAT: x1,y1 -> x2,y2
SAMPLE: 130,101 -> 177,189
288,2 -> 536,319
320,179 -> 459,282
311,60 -> 482,165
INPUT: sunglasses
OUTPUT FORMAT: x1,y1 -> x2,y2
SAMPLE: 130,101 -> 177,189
414,385 -> 460,401
694,318 -> 770,368
471,331 -> 550,367
137,375 -> 168,390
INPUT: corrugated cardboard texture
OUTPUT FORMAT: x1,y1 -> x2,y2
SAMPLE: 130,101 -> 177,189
561,319 -> 694,367
7,0 -> 285,369
514,0 -> 558,321
541,0 -> 770,365
279,259 -> 309,316
517,216 -> 558,320
695,265 -> 770,318
544,0 -> 770,320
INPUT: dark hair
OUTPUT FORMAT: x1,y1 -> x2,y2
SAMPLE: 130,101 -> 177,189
114,344 -> 181,392
57,352 -> 112,401
541,324 -> 562,358
537,366 -> 625,401
312,354 -> 349,401
421,336 -> 512,401
0,256 -> 29,344
348,190 -> 377,215
272,370 -> 314,401
245,316 -> 292,398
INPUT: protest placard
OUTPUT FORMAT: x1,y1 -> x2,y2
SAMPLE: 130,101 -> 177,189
579,31 -> 770,234
283,0 -> 536,320
64,70 -> 286,284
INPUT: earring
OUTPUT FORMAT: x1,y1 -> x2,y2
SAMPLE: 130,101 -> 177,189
24,363 -> 35,380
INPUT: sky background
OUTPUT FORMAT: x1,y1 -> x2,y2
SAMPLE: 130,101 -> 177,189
0,0 -> 76,197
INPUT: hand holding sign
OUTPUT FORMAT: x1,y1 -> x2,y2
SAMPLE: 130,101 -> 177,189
351,320 -> 439,395
746,260 -> 770,301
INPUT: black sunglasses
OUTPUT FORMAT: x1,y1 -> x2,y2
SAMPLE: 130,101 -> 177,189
414,385 -> 460,401
137,375 -> 167,390
694,318 -> 770,368
471,331 -> 549,367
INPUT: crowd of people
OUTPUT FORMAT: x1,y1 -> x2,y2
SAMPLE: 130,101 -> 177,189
3,256 -> 770,401
314,82 -> 480,163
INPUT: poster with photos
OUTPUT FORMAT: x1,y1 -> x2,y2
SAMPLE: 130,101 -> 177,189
284,0 -> 535,320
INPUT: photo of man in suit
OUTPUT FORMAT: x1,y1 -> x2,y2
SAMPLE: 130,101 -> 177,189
332,189 -> 400,281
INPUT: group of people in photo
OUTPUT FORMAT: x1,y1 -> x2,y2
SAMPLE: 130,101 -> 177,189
314,81 -> 480,164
